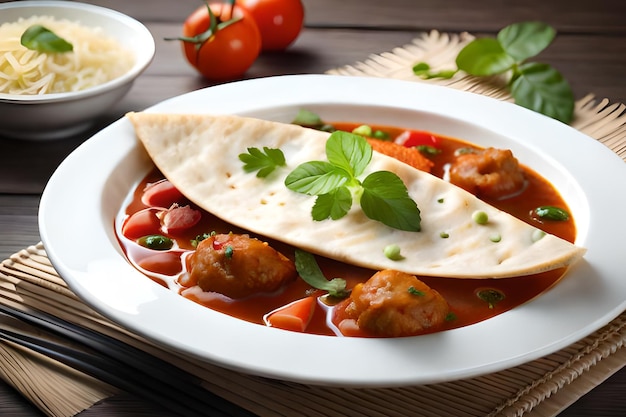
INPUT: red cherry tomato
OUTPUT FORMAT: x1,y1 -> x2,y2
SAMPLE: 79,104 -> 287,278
239,0 -> 304,51
141,179 -> 184,208
179,2 -> 261,80
122,209 -> 162,240
394,130 -> 440,148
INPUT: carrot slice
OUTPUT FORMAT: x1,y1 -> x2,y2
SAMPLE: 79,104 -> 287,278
264,296 -> 316,332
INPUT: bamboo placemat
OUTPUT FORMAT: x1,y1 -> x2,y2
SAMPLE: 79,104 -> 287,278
1,30 -> 625,417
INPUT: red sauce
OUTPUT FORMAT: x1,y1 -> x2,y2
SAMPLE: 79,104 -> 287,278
116,122 -> 577,337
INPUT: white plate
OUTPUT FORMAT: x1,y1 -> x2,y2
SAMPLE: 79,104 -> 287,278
39,75 -> 626,387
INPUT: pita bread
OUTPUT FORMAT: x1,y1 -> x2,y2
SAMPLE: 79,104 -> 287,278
126,112 -> 586,278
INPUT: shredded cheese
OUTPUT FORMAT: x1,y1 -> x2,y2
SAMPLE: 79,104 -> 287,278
0,16 -> 134,95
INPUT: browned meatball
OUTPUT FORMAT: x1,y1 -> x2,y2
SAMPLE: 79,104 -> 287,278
188,233 -> 296,299
449,147 -> 525,199
336,270 -> 449,337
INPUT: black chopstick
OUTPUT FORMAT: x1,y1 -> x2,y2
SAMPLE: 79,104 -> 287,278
0,326 -> 205,417
0,304 -> 255,417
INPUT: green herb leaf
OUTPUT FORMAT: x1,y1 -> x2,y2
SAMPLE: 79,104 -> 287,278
285,132 -> 421,232
136,235 -> 174,251
360,171 -> 421,231
510,62 -> 574,123
292,109 -> 324,128
239,147 -> 286,178
311,187 -> 352,221
408,286 -> 425,296
284,161 -> 350,195
325,131 -> 372,178
534,205 -> 570,221
412,62 -> 457,79
21,25 -> 73,53
497,21 -> 556,62
456,38 -> 515,76
294,249 -> 350,298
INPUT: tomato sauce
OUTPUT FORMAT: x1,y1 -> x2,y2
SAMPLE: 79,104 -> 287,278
116,122 -> 577,337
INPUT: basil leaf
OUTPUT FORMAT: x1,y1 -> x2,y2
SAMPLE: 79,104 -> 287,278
312,187 -> 352,221
456,38 -> 515,76
511,62 -> 574,123
325,131 -> 372,178
21,25 -> 73,53
284,161 -> 350,195
294,249 -> 349,298
360,171 -> 421,231
497,21 -> 556,62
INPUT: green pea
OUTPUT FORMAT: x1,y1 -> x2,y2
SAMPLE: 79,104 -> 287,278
490,233 -> 501,243
472,210 -> 489,225
137,235 -> 174,250
383,244 -> 404,260
440,232 -> 450,239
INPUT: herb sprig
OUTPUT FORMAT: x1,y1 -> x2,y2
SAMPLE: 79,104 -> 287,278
294,249 -> 349,298
413,21 -> 574,124
21,25 -> 73,53
285,131 -> 421,231
238,146 -> 286,178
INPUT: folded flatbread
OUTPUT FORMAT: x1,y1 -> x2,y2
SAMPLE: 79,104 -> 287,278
126,112 -> 586,278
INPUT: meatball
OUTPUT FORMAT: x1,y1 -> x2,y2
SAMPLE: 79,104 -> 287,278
188,233 -> 296,299
336,270 -> 449,337
449,147 -> 525,199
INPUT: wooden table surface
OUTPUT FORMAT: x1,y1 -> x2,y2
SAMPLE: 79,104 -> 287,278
1,0 -> 625,415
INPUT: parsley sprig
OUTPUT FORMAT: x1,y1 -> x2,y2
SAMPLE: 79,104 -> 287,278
238,146 -> 286,177
285,131 -> 421,231
413,21 -> 575,124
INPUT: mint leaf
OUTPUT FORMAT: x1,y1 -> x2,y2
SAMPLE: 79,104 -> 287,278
239,147 -> 286,178
325,131 -> 372,178
294,250 -> 349,298
511,62 -> 574,124
21,25 -> 73,53
497,21 -> 556,62
284,161 -> 350,195
360,171 -> 421,231
311,186 -> 352,221
456,38 -> 515,76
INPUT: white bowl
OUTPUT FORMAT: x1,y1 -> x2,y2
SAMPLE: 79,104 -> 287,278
0,1 -> 155,140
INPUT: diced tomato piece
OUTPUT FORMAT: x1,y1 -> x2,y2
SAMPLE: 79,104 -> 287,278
161,204 -> 201,234
395,130 -> 440,148
141,179 -> 184,208
265,296 -> 316,332
137,251 -> 184,275
122,209 -> 162,240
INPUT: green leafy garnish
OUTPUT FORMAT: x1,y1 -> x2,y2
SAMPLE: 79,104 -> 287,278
477,288 -> 505,309
21,25 -> 73,53
413,21 -> 574,124
534,205 -> 570,221
238,147 -> 286,178
285,131 -> 421,231
294,249 -> 349,298
292,109 -> 336,132
408,286 -> 425,296
136,235 -> 173,251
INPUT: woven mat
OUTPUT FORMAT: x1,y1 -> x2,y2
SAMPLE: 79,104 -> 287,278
1,30 -> 625,417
